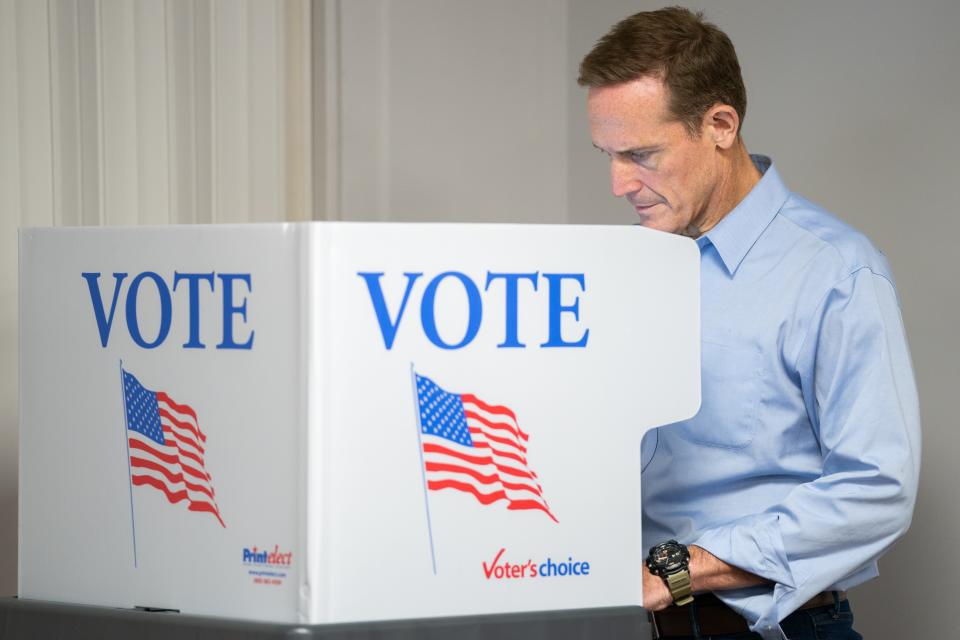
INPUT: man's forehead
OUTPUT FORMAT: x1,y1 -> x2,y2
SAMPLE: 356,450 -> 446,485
587,75 -> 668,109
587,77 -> 676,150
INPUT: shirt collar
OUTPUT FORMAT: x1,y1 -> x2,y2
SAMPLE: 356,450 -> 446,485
698,155 -> 790,276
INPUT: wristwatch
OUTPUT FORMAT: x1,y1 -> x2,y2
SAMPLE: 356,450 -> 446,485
646,540 -> 694,606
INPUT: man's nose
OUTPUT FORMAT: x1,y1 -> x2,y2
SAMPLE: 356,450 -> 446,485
610,159 -> 642,198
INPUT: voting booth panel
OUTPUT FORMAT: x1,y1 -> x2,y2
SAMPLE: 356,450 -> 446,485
19,223 -> 699,624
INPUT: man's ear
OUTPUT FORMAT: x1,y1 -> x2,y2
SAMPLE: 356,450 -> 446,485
702,104 -> 740,150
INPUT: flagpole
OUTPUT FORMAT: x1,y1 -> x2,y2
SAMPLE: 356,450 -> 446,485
410,363 -> 437,575
119,360 -> 138,568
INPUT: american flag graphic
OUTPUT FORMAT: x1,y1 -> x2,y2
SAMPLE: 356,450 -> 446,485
414,373 -> 557,523
122,369 -> 225,527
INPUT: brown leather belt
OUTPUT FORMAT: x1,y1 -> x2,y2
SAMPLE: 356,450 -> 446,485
649,591 -> 847,638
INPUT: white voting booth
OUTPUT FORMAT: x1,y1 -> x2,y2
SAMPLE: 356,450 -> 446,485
18,223 -> 699,625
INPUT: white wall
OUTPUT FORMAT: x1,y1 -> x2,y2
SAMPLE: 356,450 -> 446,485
0,0 -> 312,596
334,0 -> 569,223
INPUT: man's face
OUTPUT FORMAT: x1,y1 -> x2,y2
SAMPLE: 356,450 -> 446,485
587,76 -> 721,234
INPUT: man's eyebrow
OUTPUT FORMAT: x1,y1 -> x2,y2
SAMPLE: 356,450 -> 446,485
592,143 -> 663,155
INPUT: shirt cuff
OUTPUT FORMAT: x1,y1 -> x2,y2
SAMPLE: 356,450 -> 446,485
689,513 -> 798,638
690,512 -> 796,589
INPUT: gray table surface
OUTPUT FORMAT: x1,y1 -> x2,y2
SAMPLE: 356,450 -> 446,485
0,597 -> 651,639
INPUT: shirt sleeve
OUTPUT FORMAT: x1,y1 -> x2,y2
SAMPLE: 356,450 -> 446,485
689,267 -> 921,639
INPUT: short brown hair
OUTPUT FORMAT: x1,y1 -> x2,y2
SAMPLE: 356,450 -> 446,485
578,6 -> 746,136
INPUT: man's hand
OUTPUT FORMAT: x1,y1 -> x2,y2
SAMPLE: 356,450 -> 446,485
642,564 -> 674,611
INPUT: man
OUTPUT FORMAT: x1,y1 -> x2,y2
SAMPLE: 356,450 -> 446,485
579,7 -> 920,640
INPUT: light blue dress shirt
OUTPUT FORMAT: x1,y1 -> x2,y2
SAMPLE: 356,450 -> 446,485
641,155 -> 921,639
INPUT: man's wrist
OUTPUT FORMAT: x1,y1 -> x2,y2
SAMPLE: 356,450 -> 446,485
685,543 -> 768,593
687,544 -> 704,592
642,563 -> 675,611
665,569 -> 694,605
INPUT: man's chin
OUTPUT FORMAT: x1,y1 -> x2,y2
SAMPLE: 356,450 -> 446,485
633,216 -> 682,235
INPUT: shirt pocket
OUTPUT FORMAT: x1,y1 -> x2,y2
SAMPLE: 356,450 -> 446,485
669,338 -> 764,449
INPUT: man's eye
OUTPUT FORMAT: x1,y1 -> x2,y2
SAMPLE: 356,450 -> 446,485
630,152 -> 650,164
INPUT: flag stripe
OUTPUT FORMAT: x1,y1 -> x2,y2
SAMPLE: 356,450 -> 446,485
430,462 -> 546,504
132,463 -> 218,508
132,474 -> 189,504
129,437 -> 178,465
427,478 -> 508,505
423,442 -> 489,466
460,394 -> 526,435
425,440 -> 537,481
424,460 -> 545,498
500,478 -> 544,498
162,428 -> 206,471
427,459 -> 554,515
175,458 -> 213,485
463,410 -> 527,446
157,408 -> 206,454
131,474 -> 225,527
160,426 -> 211,479
425,461 -> 499,485
426,476 -> 551,517
508,499 -> 559,523
461,400 -> 527,438
158,400 -> 203,437
129,436 -> 213,487
157,392 -> 205,439
187,501 -> 225,526
469,429 -> 535,474
129,454 -> 216,501
468,426 -> 527,455
428,450 -> 552,514
163,422 -> 205,458
469,440 -> 527,466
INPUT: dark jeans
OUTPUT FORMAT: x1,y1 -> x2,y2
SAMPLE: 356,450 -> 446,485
659,598 -> 862,640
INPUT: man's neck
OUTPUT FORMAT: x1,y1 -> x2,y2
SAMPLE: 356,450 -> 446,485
691,144 -> 762,236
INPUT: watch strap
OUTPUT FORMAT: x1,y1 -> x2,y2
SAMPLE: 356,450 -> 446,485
665,570 -> 694,606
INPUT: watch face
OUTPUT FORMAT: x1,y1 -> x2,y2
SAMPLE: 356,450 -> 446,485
649,541 -> 689,574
